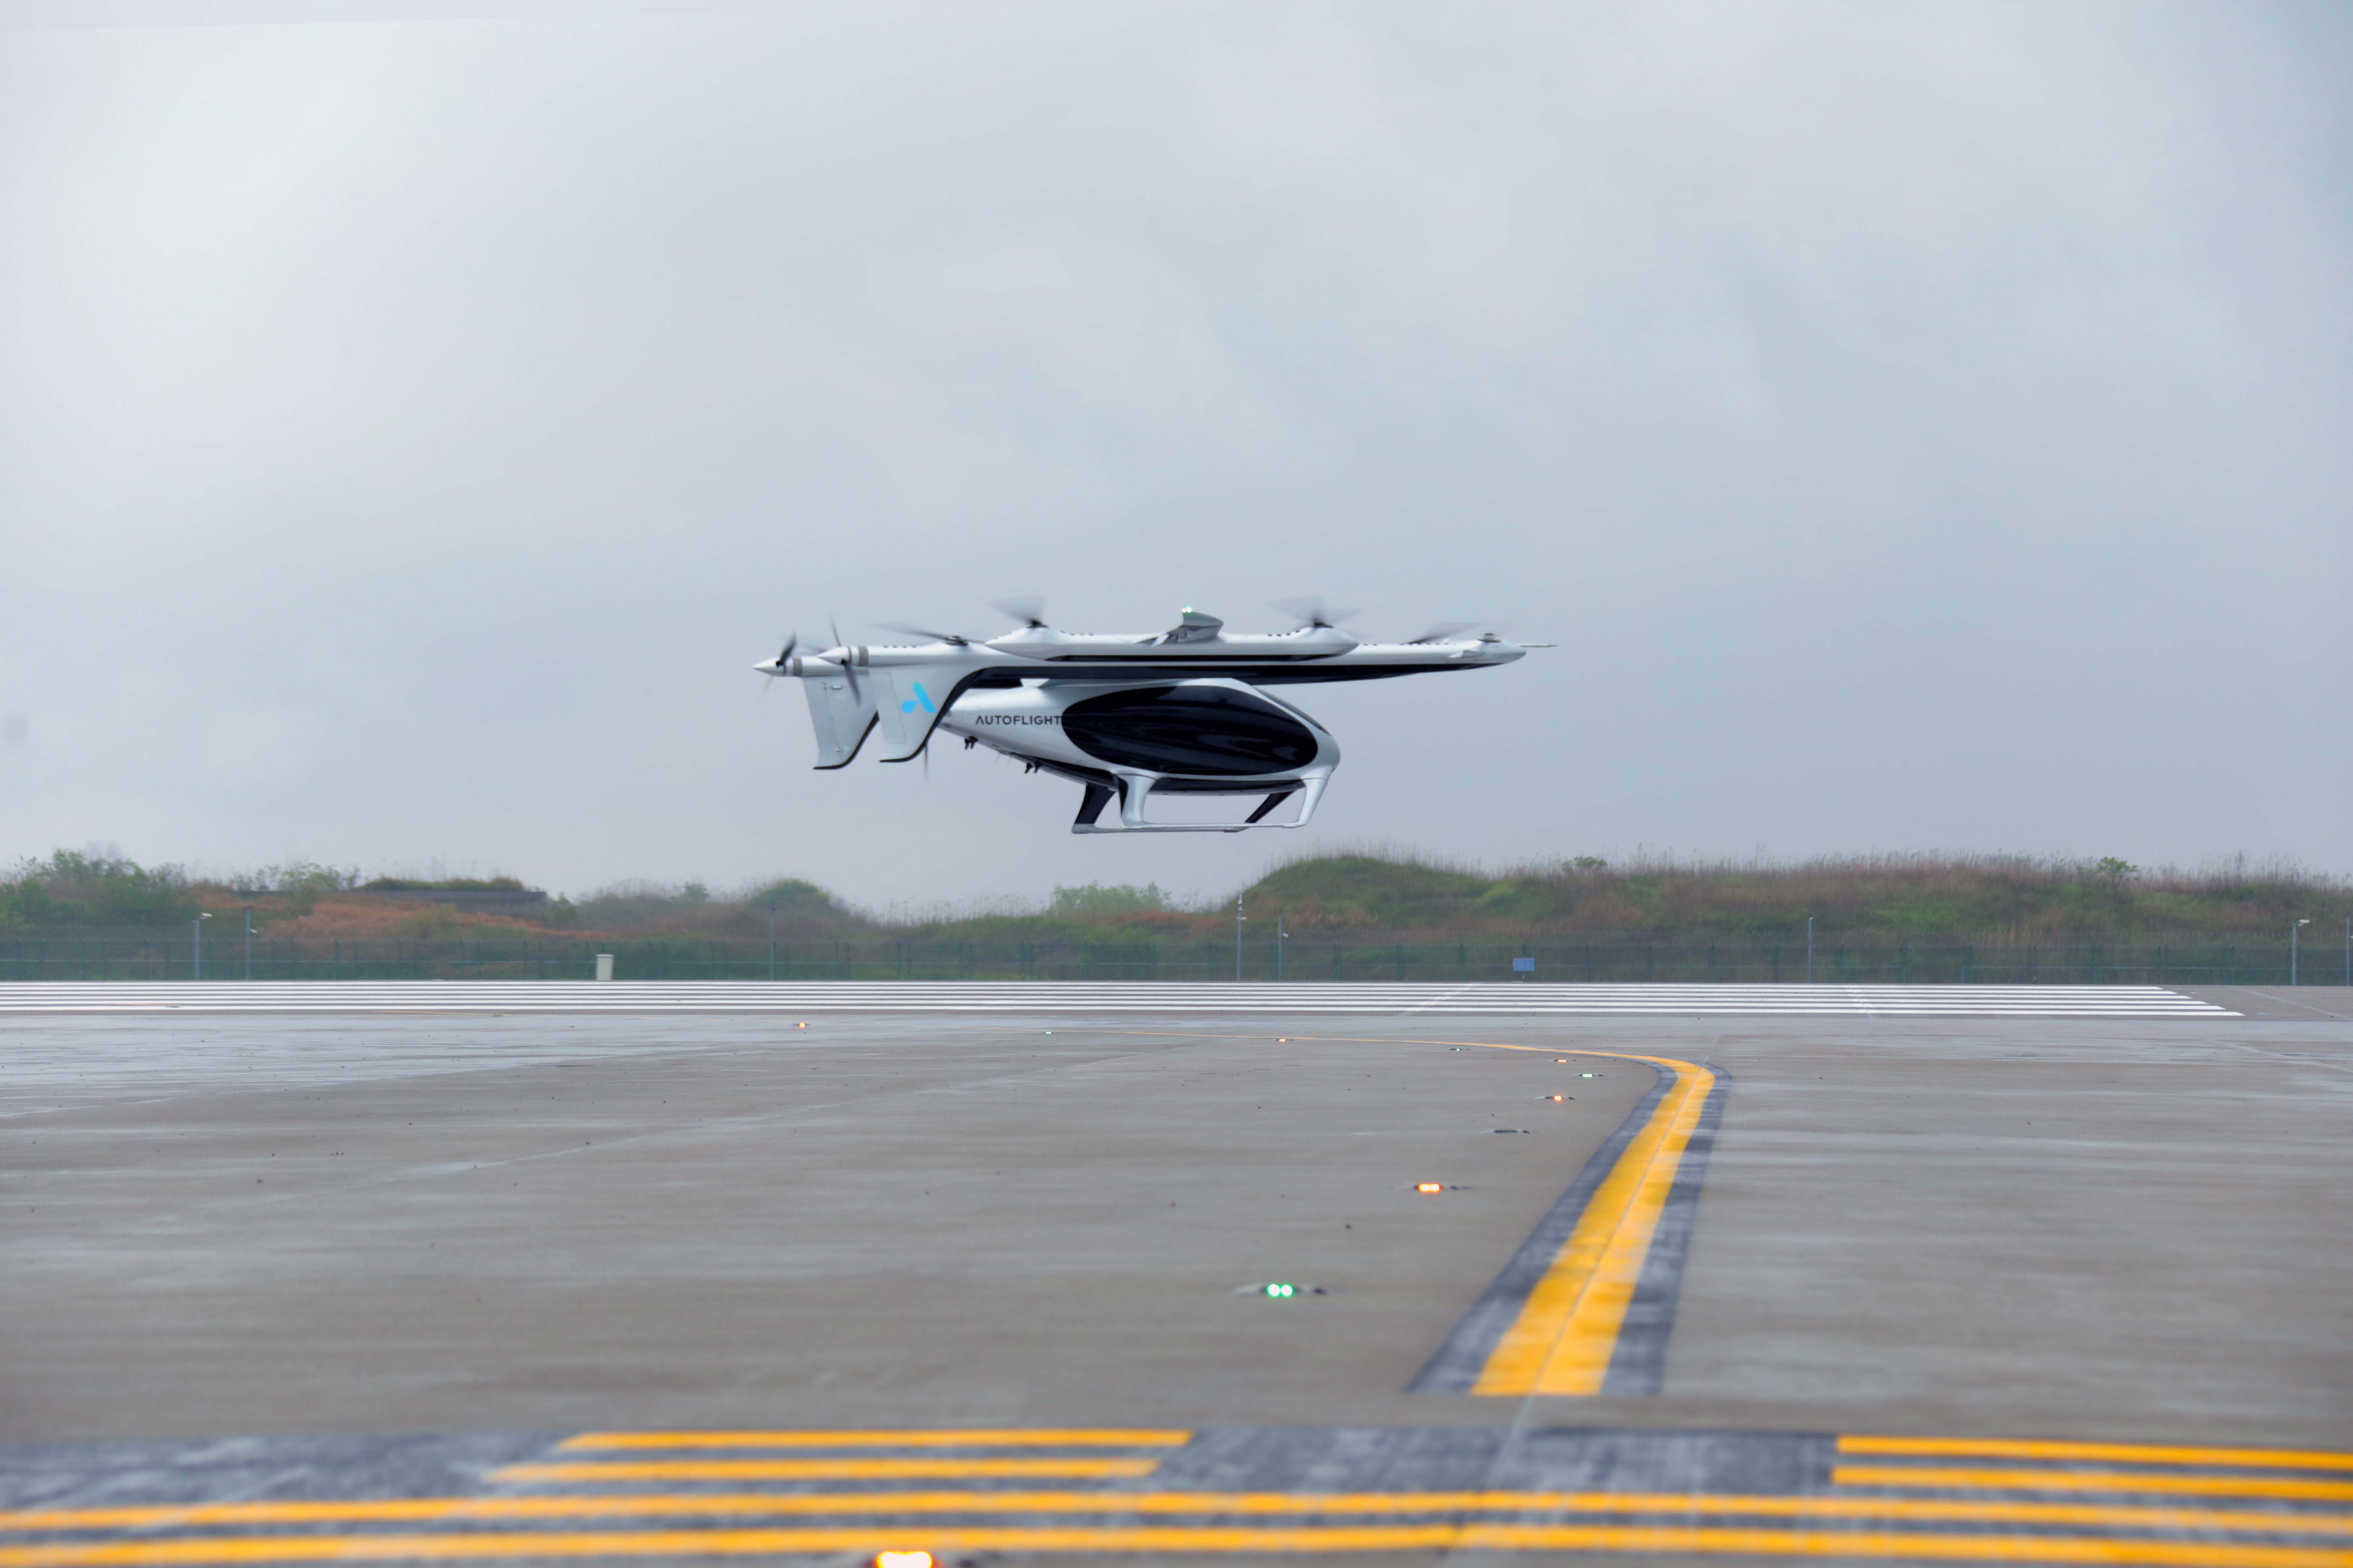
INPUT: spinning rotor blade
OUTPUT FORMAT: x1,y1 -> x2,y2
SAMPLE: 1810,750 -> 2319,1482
1273,595 -> 1359,630
1405,622 -> 1477,645
827,611 -> 860,699
759,631 -> 797,696
991,596 -> 1049,629
878,621 -> 971,646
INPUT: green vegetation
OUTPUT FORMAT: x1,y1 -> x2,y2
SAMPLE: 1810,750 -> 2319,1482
747,879 -> 842,917
1049,882 -> 1169,916
1,848 -> 2344,949
0,850 -> 194,932
1229,851 -> 2348,939
1245,856 -> 1489,927
277,864 -> 360,916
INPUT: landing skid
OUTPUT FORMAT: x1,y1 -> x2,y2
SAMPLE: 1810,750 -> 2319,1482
1071,775 -> 1327,834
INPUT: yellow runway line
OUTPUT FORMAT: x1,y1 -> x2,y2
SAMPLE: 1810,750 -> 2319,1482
493,1459 -> 1158,1482
0,1528 -> 1454,1565
6,1490 -> 2353,1536
556,1429 -> 1186,1451
3,1524 -> 2353,1567
1836,1466 -> 2353,1502
1841,1436 -> 2353,1473
1456,1526 -> 2353,1565
1472,1051 -> 1718,1396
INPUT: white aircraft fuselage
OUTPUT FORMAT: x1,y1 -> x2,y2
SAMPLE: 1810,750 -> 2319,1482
757,610 -> 1534,833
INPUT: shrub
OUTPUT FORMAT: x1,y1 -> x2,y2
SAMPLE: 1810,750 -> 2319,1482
1,850 -> 195,926
1049,882 -> 1169,916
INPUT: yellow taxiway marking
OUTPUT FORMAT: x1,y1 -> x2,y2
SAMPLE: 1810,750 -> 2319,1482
1471,1048 -> 1718,1395
1460,1528 -> 2353,1565
6,1490 -> 2353,1536
556,1429 -> 1186,1451
1841,1436 -> 2353,1473
492,1459 -> 1158,1482
1070,1033 -> 1720,1399
2,1524 -> 2352,1566
1836,1466 -> 2353,1502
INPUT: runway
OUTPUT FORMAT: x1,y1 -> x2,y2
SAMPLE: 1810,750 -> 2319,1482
3,990 -> 2347,1564
0,981 -> 2241,1017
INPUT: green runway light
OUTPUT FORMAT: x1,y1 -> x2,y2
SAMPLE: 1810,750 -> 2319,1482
1263,1282 -> 1297,1298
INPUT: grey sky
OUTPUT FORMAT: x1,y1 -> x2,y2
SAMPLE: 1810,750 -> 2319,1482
2,1 -> 2347,909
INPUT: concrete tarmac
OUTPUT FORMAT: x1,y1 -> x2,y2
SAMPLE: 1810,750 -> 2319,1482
4,997 -> 2350,1564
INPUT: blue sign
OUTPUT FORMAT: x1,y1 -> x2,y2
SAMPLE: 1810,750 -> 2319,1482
1513,957 -> 1535,973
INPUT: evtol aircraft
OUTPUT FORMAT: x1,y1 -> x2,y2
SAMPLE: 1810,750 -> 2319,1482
755,603 -> 1545,833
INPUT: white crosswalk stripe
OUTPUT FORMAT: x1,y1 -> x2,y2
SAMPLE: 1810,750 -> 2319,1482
0,982 -> 2235,1016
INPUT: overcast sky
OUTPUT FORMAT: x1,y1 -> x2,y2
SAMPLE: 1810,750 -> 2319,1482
2,1 -> 2347,909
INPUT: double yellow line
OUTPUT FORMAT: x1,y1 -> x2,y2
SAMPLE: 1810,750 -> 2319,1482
10,1431 -> 2353,1565
1053,1029 -> 1725,1397
1471,1047 -> 1719,1395
1832,1432 -> 2353,1505
10,1487 -> 2353,1537
3,1522 -> 2349,1566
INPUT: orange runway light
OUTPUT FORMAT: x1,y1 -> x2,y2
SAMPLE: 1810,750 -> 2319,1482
1546,1095 -> 1565,1101
1416,1182 -> 1444,1193
875,1553 -> 934,1568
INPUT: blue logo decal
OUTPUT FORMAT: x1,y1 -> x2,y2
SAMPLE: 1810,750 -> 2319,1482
900,682 -> 936,716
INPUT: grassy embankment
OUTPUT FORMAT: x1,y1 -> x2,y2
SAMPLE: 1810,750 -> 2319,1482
4,848 -> 2344,944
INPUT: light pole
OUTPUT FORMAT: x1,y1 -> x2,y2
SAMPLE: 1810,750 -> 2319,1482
2292,918 -> 2310,986
1806,916 -> 1814,984
243,907 -> 253,981
1234,893 -> 1246,982
193,911 -> 212,980
1276,910 -> 1285,982
767,907 -> 776,982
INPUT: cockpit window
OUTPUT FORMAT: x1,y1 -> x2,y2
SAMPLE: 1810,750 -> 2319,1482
1063,686 -> 1317,776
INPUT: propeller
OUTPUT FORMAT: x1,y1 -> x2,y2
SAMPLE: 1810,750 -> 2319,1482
1405,622 -> 1478,645
1274,596 -> 1359,631
877,622 -> 971,646
828,611 -> 861,700
991,596 -> 1049,629
759,632 -> 797,697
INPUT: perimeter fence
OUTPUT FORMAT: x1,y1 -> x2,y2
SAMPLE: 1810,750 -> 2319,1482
1,930 -> 2347,986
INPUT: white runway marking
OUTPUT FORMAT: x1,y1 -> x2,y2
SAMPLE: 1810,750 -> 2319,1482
0,982 -> 2236,1016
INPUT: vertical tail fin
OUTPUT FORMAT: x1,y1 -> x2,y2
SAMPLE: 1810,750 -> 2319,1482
870,657 -> 991,761
802,673 -> 879,769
